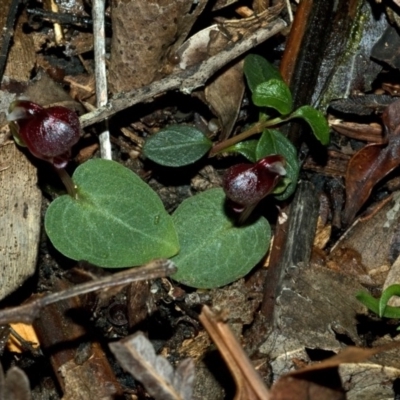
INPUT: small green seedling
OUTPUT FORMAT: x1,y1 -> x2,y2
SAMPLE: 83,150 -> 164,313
357,284 -> 400,329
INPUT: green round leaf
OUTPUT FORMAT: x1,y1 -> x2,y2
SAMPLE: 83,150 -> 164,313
171,188 -> 271,288
244,54 -> 282,93
224,140 -> 258,162
252,79 -> 293,115
256,129 -> 299,200
45,159 -> 179,267
289,105 -> 330,145
143,125 -> 212,167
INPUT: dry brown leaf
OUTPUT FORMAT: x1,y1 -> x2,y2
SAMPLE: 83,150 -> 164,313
269,343 -> 400,400
108,0 -> 208,92
205,61 -> 245,140
342,99 -> 400,225
330,120 -> 384,143
0,364 -> 31,400
109,332 -> 195,400
332,190 -> 400,281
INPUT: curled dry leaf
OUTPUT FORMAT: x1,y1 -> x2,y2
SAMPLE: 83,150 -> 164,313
109,332 -> 195,400
342,99 -> 400,225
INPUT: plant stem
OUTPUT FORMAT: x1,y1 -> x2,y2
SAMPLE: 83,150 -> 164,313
55,167 -> 78,199
209,116 -> 288,156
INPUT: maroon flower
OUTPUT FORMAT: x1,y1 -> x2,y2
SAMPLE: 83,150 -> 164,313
8,100 -> 80,168
223,154 -> 286,213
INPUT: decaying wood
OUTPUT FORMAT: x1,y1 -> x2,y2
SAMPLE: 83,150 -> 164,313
80,18 -> 286,128
0,142 -> 41,301
261,181 -> 319,322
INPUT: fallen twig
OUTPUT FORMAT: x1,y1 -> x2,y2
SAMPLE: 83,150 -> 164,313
80,18 -> 286,128
0,259 -> 176,325
92,0 -> 112,159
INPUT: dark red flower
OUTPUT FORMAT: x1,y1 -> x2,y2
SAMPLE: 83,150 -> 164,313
8,100 -> 80,168
223,154 -> 286,212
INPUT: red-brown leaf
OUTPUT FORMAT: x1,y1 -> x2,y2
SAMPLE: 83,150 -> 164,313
342,99 -> 400,225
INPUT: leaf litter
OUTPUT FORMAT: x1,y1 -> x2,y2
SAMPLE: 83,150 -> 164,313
2,0 -> 400,399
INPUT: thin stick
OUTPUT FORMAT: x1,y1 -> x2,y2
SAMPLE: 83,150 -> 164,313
199,306 -> 271,399
80,18 -> 287,129
285,0 -> 293,22
0,259 -> 176,325
50,0 -> 64,45
92,0 -> 112,159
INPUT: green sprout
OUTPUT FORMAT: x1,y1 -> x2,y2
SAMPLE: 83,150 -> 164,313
357,284 -> 400,329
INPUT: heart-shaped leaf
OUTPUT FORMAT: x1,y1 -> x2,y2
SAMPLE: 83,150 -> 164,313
289,105 -> 330,145
252,79 -> 293,115
142,125 -> 212,167
256,129 -> 299,200
45,159 -> 179,267
171,188 -> 271,288
243,54 -> 282,93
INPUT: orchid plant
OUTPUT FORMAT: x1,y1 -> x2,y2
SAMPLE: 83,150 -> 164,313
8,54 -> 330,289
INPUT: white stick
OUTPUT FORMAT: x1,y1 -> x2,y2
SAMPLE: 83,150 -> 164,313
92,0 -> 112,159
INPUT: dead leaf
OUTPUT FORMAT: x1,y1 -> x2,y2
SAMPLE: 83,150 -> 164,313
342,99 -> 400,225
269,343 -> 400,400
108,0 -> 208,92
0,364 -> 31,400
269,371 -> 345,400
332,190 -> 400,282
109,332 -> 195,400
330,120 -> 384,143
205,61 -> 245,140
